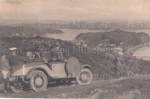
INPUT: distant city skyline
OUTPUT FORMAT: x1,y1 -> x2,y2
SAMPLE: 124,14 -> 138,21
0,0 -> 150,21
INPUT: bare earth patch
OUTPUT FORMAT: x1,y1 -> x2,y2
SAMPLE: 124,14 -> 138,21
0,78 -> 150,98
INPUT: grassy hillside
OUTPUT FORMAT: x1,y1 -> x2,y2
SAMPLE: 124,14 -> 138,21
75,30 -> 150,48
0,36 -> 142,80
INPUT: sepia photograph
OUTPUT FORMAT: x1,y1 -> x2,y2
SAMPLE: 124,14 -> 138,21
0,0 -> 150,98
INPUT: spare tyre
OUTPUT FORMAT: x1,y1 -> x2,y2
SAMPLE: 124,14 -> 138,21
66,57 -> 81,77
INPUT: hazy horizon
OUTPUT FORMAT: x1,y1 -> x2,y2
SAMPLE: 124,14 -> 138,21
0,0 -> 150,21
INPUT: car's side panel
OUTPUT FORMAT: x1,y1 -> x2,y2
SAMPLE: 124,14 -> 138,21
11,65 -> 24,76
12,62 -> 67,78
24,62 -> 48,75
25,62 -> 67,79
12,62 -> 87,79
51,62 -> 67,78
12,62 -> 48,76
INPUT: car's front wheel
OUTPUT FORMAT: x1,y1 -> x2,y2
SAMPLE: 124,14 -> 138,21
76,68 -> 93,85
10,82 -> 24,93
30,70 -> 48,92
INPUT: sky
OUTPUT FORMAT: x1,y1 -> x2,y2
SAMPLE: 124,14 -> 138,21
0,0 -> 150,21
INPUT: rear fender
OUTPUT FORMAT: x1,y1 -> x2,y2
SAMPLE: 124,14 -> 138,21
25,67 -> 49,79
81,64 -> 91,70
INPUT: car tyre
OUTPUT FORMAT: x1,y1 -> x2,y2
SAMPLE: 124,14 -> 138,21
10,82 -> 24,93
30,70 -> 48,92
76,68 -> 93,85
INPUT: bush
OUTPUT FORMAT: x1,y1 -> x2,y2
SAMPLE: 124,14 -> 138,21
0,36 -> 141,80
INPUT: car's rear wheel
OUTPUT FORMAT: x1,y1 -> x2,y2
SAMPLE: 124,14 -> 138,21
76,68 -> 93,85
10,82 -> 24,93
30,70 -> 48,92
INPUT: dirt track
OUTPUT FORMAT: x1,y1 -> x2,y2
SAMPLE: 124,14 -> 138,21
0,78 -> 124,98
1,78 -> 150,99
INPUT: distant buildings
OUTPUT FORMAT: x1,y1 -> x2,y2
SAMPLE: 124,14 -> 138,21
74,39 -> 87,47
74,39 -> 124,55
113,47 -> 123,55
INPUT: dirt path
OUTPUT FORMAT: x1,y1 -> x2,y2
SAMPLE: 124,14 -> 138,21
0,78 -> 126,98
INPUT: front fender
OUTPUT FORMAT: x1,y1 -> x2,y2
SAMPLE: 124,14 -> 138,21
25,68 -> 36,79
25,67 -> 50,79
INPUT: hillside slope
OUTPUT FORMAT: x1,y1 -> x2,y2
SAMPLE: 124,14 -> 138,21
0,36 -> 141,79
75,30 -> 150,48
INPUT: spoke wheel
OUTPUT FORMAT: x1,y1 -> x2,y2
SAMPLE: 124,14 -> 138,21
10,82 -> 24,93
30,70 -> 48,92
76,68 -> 93,85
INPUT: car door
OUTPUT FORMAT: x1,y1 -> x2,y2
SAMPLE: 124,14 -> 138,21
51,62 -> 67,78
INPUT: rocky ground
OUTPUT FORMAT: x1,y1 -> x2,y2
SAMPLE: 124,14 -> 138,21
0,78 -> 150,99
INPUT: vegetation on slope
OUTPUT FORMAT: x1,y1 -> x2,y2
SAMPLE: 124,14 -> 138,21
0,25 -> 63,37
76,30 -> 150,48
0,36 -> 141,80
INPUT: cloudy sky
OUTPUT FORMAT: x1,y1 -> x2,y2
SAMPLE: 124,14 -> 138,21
0,0 -> 150,21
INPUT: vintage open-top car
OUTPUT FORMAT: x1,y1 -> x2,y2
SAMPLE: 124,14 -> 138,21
8,52 -> 93,93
